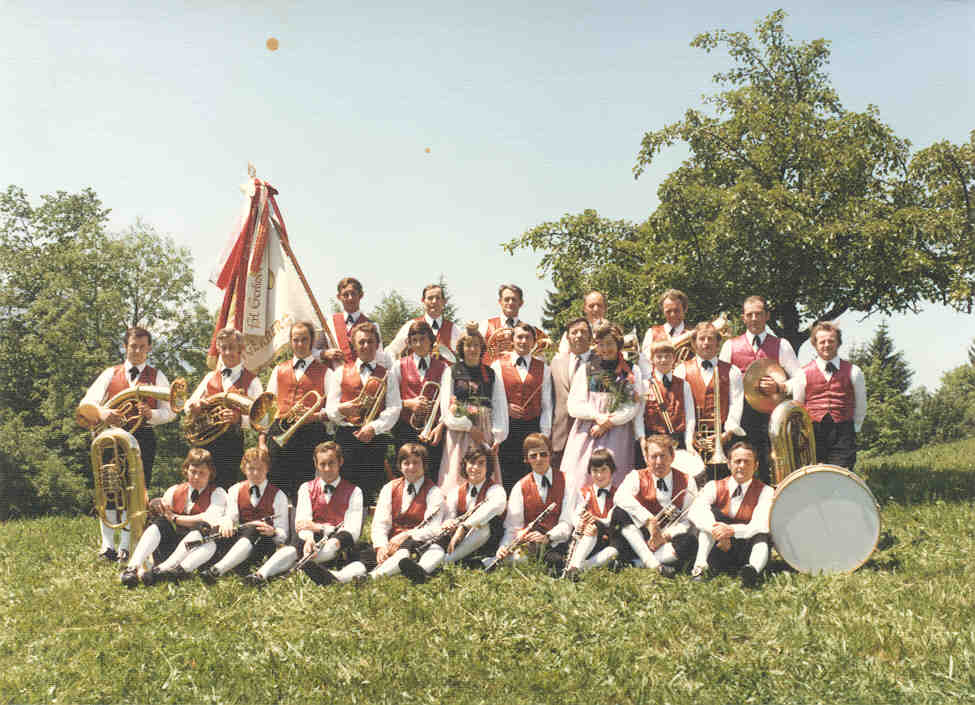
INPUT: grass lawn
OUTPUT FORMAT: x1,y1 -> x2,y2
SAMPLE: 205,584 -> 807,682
2,500 -> 974,704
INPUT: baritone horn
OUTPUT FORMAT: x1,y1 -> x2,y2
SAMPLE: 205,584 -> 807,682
183,391 -> 277,446
90,427 -> 149,547
768,400 -> 817,484
76,378 -> 188,434
272,390 -> 323,447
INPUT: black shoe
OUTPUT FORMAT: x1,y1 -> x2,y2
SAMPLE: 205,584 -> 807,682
116,549 -> 130,564
740,565 -> 760,589
242,573 -> 268,588
171,566 -> 188,581
657,564 -> 677,579
691,566 -> 710,582
142,567 -> 158,586
563,566 -> 580,582
200,567 -> 221,584
120,567 -> 139,588
399,557 -> 428,585
98,548 -> 118,563
302,562 -> 337,586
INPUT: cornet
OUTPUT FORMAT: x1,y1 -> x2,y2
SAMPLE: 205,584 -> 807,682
272,390 -> 323,447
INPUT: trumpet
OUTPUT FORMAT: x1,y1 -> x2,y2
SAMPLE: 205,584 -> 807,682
418,380 -> 446,445
77,378 -> 188,434
272,390 -> 323,447
646,369 -> 675,435
90,427 -> 149,548
408,381 -> 440,431
183,391 -> 277,446
345,374 -> 387,427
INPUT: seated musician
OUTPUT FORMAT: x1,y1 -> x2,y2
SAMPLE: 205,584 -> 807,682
398,446 -> 508,584
635,340 -> 695,466
492,323 -> 553,495
641,288 -> 690,359
263,320 -> 329,501
246,441 -> 363,584
388,320 -> 449,483
557,290 -> 606,354
326,322 -> 402,507
171,447 -> 289,581
793,321 -> 866,471
320,276 -> 385,368
185,327 -> 264,490
326,443 -> 445,584
479,284 -> 546,366
550,317 -> 594,471
613,435 -> 699,577
81,326 -> 177,562
495,434 -> 574,566
688,441 -> 772,588
119,449 -> 227,587
560,448 -> 621,579
386,283 -> 461,360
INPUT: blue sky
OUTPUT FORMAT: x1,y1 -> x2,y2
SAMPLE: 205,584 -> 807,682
3,0 -> 972,389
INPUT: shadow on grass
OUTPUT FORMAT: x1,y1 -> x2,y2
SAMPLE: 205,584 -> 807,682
866,465 -> 975,504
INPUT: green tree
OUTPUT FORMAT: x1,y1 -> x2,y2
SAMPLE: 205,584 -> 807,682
369,290 -> 422,344
506,11 -> 975,351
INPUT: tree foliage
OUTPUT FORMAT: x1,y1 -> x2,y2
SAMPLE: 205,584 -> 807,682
505,11 -> 975,350
369,290 -> 422,344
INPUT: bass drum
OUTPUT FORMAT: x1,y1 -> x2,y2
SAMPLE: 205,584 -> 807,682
671,449 -> 705,481
770,464 -> 880,575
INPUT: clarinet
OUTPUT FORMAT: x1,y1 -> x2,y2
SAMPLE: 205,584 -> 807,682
374,510 -> 439,570
416,499 -> 484,552
183,516 -> 274,550
484,502 -> 557,572
290,520 -> 345,574
560,510 -> 596,579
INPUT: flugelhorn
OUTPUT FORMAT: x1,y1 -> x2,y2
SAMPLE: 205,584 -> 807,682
77,378 -> 188,434
345,374 -> 387,427
408,381 -> 441,431
90,427 -> 149,548
272,390 -> 323,447
183,391 -> 277,446
768,400 -> 817,485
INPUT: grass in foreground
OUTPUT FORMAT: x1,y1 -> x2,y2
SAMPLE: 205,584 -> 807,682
1,504 -> 974,705
861,436 -> 975,503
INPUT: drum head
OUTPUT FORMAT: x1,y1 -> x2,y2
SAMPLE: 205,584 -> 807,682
770,464 -> 880,575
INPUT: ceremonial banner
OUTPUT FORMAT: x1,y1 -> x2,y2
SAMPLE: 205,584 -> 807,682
208,175 -> 328,371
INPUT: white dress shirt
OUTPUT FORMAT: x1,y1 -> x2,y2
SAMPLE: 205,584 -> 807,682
387,315 -> 462,359
615,468 -> 698,538
501,469 -> 575,547
445,482 -> 508,530
675,357 -> 745,437
371,479 -> 445,548
793,356 -> 867,432
689,478 -> 773,540
570,486 -> 615,530
265,355 -> 321,395
491,352 -> 553,436
187,361 -> 265,429
641,321 -> 686,359
719,331 -> 802,395
81,361 -> 176,425
294,476 -> 365,544
220,479 -> 289,544
634,368 -> 697,450
161,483 -> 228,526
325,357 -> 402,434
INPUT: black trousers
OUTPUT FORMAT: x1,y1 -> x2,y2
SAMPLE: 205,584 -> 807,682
391,418 -> 443,484
132,426 -> 157,489
335,426 -> 389,508
202,429 -> 244,491
269,421 -> 328,503
498,418 -> 540,497
209,526 -> 278,569
706,534 -> 770,572
741,404 -> 772,485
611,506 -> 699,566
813,415 -> 857,471
149,516 -> 210,564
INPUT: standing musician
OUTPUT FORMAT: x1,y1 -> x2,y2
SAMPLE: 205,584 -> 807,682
247,441 -> 364,584
719,295 -> 801,484
557,290 -> 606,354
550,317 -> 593,470
398,446 -> 508,584
479,284 -> 546,366
680,321 -> 745,478
388,320 -> 449,483
641,289 -> 690,359
263,320 -> 329,502
185,327 -> 264,490
614,435 -> 698,576
635,340 -> 695,466
794,321 -> 866,471
325,321 -> 402,507
496,434 -> 574,566
560,448 -> 621,579
81,326 -> 177,563
492,323 -> 553,496
437,323 -> 508,494
689,441 -> 772,588
320,276 -> 385,368
386,283 -> 460,360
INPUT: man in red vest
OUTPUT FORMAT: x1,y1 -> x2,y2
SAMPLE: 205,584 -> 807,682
479,283 -> 546,366
794,321 -> 866,471
386,283 -> 461,360
641,288 -> 690,359
185,327 -> 265,489
320,276 -> 385,368
636,340 -> 696,464
689,442 -> 773,588
80,326 -> 177,562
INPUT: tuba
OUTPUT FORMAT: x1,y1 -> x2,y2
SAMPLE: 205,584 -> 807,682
77,378 -> 188,434
183,391 -> 277,446
272,390 -> 324,447
768,400 -> 817,484
90,427 -> 149,548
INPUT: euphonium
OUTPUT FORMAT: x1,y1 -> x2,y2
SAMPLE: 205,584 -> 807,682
272,390 -> 323,447
183,391 -> 277,446
409,381 -> 441,431
77,378 -> 188,434
768,400 -> 817,485
90,427 -> 149,548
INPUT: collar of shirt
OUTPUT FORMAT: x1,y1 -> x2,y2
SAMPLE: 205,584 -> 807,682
320,476 -> 338,493
219,360 -> 243,381
670,322 -> 685,336
701,357 -> 719,371
533,469 -> 553,488
404,479 -> 424,500
654,370 -> 673,384
293,355 -> 314,368
356,358 -> 377,373
126,362 -> 145,378
468,481 -> 483,497
424,314 -> 443,329
413,353 -> 431,371
346,311 -> 362,324
816,356 -> 840,373
249,479 -> 268,502
749,332 -> 764,347
731,478 -> 751,497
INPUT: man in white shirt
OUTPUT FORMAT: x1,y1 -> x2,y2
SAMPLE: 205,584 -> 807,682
557,290 -> 606,354
386,283 -> 461,360
479,284 -> 547,366
320,276 -> 385,368
641,289 -> 691,360
550,318 -> 593,470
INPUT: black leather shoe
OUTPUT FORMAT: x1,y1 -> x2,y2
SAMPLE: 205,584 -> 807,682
98,548 -> 118,563
242,573 -> 268,588
740,565 -> 760,589
399,557 -> 428,585
563,566 -> 580,582
120,567 -> 139,588
657,564 -> 677,578
142,567 -> 158,586
200,567 -> 221,584
116,549 -> 130,564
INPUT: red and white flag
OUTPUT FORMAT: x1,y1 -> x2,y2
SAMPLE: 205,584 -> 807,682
208,176 -> 327,371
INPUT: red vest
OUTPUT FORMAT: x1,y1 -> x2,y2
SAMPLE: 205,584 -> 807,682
397,356 -> 447,424
500,355 -> 544,421
580,484 -> 616,519
105,365 -> 159,408
412,317 -> 455,356
482,318 -> 544,365
713,477 -> 766,524
274,359 -> 328,416
332,312 -> 376,364
390,478 -> 434,534
172,483 -> 214,515
457,480 -> 495,515
644,374 -> 687,434
309,478 -> 357,525
340,362 -> 388,425
729,333 -> 781,373
635,469 -> 689,515
520,471 -> 565,533
683,359 -> 731,425
205,368 -> 257,397
237,482 -> 279,523
803,360 -> 855,423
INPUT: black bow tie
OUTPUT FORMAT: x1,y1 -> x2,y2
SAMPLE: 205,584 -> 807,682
669,327 -> 677,338
516,356 -> 527,368
418,358 -> 427,372
662,374 -> 672,389
362,362 -> 373,374
656,478 -> 668,492
346,314 -> 355,326
597,488 -> 610,499
190,489 -> 200,502
129,367 -> 140,380
540,475 -> 551,489
222,368 -> 233,378
701,360 -> 713,370
469,485 -> 478,497
505,318 -> 515,328
825,361 -> 837,374
250,485 -> 260,499
323,483 -> 334,495
432,320 -> 440,331
753,336 -> 762,350
294,359 -> 306,371
407,483 -> 416,496
732,485 -> 743,498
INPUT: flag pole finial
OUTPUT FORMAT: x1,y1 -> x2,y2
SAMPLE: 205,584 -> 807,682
247,162 -> 257,178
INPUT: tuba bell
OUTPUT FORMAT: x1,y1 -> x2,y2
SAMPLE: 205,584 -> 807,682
768,400 -> 817,484
77,378 -> 188,434
90,427 -> 149,548
182,391 -> 277,446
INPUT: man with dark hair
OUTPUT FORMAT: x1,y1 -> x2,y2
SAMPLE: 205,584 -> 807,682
386,283 -> 461,360
641,288 -> 691,358
550,317 -> 593,470
321,276 -> 384,367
